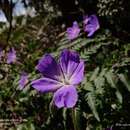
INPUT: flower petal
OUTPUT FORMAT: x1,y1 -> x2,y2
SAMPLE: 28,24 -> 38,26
84,14 -> 100,37
19,72 -> 28,90
31,77 -> 61,92
36,54 -> 61,80
7,48 -> 17,64
53,85 -> 78,108
60,49 -> 80,77
66,21 -> 80,40
85,25 -> 96,37
70,60 -> 84,85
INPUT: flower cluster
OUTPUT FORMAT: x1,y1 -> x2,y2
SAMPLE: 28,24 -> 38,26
1,48 -> 84,107
66,14 -> 100,40
0,47 -> 28,89
31,49 -> 84,108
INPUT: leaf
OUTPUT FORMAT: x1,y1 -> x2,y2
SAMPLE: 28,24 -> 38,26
99,68 -> 107,77
105,71 -> 116,88
115,90 -> 123,104
118,74 -> 130,92
86,93 -> 100,121
83,82 -> 94,92
94,77 -> 105,89
90,67 -> 100,81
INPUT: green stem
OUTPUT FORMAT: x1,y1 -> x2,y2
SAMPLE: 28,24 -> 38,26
72,108 -> 79,130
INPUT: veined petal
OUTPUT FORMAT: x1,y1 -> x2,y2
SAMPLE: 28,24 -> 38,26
53,85 -> 78,108
36,54 -> 61,80
31,77 -> 61,93
70,60 -> 84,85
60,49 -> 80,77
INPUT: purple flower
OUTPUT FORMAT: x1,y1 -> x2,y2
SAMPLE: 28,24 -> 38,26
31,49 -> 84,108
7,48 -> 17,64
66,21 -> 80,40
19,72 -> 28,90
83,15 -> 100,37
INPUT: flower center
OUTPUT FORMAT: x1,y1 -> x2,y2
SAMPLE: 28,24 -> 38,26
60,75 -> 70,85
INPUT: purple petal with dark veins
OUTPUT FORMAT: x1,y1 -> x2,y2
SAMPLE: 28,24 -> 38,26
31,77 -> 62,92
53,85 -> 78,108
59,49 -> 80,78
70,60 -> 84,85
36,54 -> 61,80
